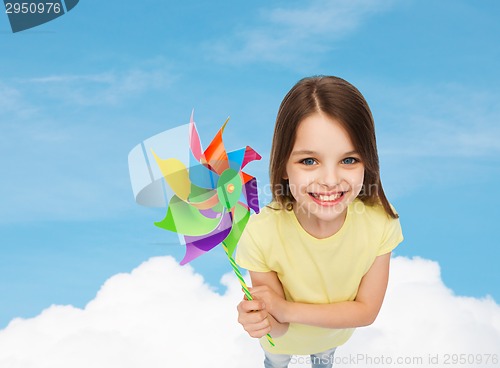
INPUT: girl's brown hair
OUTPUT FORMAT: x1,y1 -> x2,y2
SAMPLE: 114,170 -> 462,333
269,75 -> 398,219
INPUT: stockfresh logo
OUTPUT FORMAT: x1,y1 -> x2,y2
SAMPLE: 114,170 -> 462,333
3,0 -> 79,33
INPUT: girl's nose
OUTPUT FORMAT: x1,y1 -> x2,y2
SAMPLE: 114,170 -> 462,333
318,166 -> 340,188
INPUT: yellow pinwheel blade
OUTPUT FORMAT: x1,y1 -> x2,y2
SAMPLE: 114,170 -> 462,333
151,150 -> 190,201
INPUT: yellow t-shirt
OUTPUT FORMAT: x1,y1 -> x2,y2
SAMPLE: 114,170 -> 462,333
235,199 -> 403,355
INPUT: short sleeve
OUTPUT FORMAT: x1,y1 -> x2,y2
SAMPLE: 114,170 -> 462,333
377,216 -> 404,256
235,225 -> 271,272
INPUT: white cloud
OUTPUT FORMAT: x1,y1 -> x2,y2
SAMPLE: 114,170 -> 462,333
0,256 -> 498,368
340,257 -> 500,367
0,257 -> 261,368
206,0 -> 396,67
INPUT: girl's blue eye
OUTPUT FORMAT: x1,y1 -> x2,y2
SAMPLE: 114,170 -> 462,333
301,158 -> 316,165
342,157 -> 358,165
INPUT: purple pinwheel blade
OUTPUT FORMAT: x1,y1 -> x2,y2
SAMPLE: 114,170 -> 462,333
243,176 -> 260,214
180,212 -> 232,265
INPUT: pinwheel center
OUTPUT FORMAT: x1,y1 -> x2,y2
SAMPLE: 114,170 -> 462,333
217,168 -> 243,210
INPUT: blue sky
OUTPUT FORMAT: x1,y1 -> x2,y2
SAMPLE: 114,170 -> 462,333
0,0 -> 499,331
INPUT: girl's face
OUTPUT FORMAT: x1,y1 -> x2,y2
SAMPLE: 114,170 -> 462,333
284,112 -> 365,238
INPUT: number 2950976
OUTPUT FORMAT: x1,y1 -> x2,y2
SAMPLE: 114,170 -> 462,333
5,2 -> 62,14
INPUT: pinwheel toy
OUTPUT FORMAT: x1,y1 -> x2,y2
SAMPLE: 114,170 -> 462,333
128,112 -> 275,347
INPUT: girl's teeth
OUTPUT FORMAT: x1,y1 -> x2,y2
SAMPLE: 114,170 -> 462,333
313,193 -> 343,201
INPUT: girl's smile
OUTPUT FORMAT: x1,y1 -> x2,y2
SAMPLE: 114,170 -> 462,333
308,191 -> 346,205
285,112 -> 365,238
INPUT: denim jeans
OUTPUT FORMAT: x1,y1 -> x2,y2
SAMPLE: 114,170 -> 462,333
264,347 -> 337,368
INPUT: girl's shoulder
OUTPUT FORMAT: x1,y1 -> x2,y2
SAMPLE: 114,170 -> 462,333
350,199 -> 403,249
245,202 -> 294,236
350,199 -> 400,225
248,202 -> 286,224
241,203 -> 289,247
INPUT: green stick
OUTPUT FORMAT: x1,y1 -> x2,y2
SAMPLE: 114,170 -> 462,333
222,242 -> 275,347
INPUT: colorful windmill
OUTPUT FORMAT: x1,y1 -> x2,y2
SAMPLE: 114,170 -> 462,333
128,112 -> 275,347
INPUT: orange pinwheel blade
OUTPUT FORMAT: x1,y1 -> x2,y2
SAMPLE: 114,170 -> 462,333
203,117 -> 230,174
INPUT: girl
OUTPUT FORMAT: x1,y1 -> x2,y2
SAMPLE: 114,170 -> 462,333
235,76 -> 403,368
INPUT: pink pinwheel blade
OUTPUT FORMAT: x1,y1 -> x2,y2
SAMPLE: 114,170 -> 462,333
241,146 -> 262,169
189,113 -> 204,162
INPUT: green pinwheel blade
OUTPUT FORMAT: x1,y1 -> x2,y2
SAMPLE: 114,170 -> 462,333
188,184 -> 215,203
211,201 -> 225,213
155,195 -> 221,236
224,203 -> 250,257
217,168 -> 243,210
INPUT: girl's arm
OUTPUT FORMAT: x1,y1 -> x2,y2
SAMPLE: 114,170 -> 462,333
237,271 -> 290,338
251,253 -> 391,329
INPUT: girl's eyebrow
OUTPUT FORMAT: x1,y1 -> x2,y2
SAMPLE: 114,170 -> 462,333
344,150 -> 360,156
291,149 -> 360,156
290,150 -> 317,156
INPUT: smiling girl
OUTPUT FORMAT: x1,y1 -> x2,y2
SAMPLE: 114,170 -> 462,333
236,76 -> 403,368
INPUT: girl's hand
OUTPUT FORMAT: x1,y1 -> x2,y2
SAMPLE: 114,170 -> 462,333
236,298 -> 272,339
249,285 -> 288,323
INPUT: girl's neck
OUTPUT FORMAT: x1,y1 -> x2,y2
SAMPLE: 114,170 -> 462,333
293,206 -> 348,239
